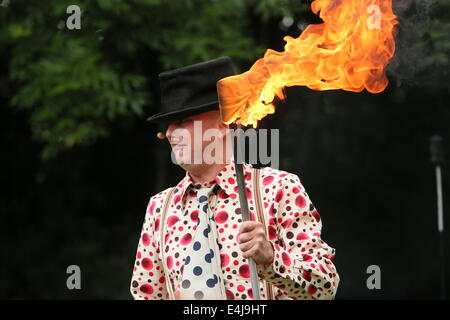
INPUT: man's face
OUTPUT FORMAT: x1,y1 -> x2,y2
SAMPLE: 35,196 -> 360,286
165,110 -> 228,168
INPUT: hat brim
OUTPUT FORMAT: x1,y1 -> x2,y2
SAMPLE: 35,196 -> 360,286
146,101 -> 219,123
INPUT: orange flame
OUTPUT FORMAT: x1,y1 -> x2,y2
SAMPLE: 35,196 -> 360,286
218,0 -> 398,127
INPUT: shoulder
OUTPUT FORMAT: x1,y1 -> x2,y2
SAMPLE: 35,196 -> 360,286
258,166 -> 302,188
257,166 -> 315,213
145,186 -> 176,218
257,166 -> 310,204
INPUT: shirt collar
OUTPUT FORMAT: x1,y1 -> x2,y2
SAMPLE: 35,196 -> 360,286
174,156 -> 254,200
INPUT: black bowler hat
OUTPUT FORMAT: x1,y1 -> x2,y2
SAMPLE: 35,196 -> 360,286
146,56 -> 235,123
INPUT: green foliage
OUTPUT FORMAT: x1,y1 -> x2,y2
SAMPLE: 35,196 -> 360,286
1,0 -> 295,159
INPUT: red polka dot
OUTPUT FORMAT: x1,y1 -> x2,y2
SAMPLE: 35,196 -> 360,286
140,284 -> 153,294
239,264 -> 250,278
297,232 -> 310,240
142,233 -> 150,246
216,211 -> 228,224
141,258 -> 153,270
228,177 -> 235,184
226,290 -> 235,299
312,210 -> 321,222
269,203 -> 276,217
295,195 -> 306,208
154,219 -> 160,232
168,215 -> 179,227
302,254 -> 312,262
282,252 -> 291,266
219,190 -> 229,199
190,210 -> 199,223
302,270 -> 312,281
237,285 -> 245,292
246,187 -> 252,199
166,256 -> 173,269
263,176 -> 274,186
220,254 -> 230,267
268,226 -> 277,240
148,201 -> 156,215
281,218 -> 292,229
307,284 -> 317,295
181,233 -> 192,245
275,190 -> 283,202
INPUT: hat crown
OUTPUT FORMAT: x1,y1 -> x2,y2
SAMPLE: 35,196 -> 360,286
147,56 -> 235,123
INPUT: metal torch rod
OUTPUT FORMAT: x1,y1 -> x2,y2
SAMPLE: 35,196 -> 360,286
233,123 -> 262,300
430,135 -> 446,300
435,165 -> 446,300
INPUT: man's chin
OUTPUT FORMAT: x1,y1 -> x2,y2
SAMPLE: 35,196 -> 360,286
174,156 -> 208,171
173,155 -> 193,169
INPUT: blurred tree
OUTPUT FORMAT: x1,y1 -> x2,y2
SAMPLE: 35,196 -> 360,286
0,0 -> 299,159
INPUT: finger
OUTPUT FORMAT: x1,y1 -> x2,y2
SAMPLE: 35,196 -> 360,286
239,239 -> 255,253
239,221 -> 260,234
238,228 -> 266,244
242,242 -> 262,259
238,230 -> 255,244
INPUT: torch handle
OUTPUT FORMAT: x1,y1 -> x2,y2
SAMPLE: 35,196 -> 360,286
234,124 -> 262,300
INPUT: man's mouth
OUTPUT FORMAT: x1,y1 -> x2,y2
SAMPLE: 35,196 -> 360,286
172,143 -> 187,148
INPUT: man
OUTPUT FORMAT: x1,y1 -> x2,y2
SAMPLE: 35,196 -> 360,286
130,56 -> 339,300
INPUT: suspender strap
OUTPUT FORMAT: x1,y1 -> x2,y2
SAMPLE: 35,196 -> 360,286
252,168 -> 276,300
160,187 -> 176,300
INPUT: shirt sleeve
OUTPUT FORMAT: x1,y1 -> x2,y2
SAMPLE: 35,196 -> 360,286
256,173 -> 340,300
130,193 -> 169,300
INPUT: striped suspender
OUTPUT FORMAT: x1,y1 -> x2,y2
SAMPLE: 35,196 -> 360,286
160,187 -> 176,300
252,168 -> 276,300
159,168 -> 275,300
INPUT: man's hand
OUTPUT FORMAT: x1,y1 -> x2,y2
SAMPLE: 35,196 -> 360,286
237,221 -> 274,265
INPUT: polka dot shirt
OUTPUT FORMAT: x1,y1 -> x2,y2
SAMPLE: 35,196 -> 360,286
130,160 -> 340,300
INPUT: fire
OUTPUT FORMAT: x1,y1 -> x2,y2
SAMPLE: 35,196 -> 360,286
218,0 -> 398,127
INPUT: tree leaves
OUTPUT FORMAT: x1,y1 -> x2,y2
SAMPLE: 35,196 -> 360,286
2,0 -> 296,160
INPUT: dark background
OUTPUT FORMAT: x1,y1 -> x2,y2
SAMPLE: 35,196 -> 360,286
1,0 -> 449,299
